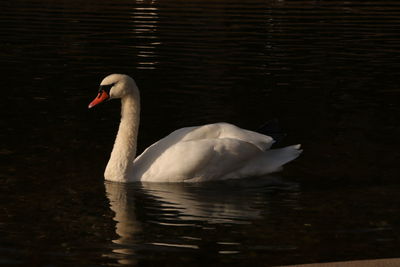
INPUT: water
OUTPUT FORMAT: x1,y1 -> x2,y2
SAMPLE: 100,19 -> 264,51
1,0 -> 400,265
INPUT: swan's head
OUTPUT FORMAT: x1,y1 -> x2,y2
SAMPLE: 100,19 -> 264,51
88,74 -> 138,108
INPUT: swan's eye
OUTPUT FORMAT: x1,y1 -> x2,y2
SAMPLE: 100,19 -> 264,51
99,83 -> 115,94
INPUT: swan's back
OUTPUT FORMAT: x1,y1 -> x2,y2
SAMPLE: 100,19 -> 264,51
130,123 -> 300,182
177,123 -> 275,150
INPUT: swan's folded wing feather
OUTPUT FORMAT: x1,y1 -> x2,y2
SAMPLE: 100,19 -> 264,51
218,123 -> 275,150
168,123 -> 275,150
134,138 -> 262,182
134,122 -> 271,164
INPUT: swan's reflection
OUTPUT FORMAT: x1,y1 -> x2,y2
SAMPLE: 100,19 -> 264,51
105,177 -> 298,264
105,182 -> 142,265
140,178 -> 288,224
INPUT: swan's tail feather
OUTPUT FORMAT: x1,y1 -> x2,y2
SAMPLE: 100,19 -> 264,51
224,144 -> 302,179
261,144 -> 302,172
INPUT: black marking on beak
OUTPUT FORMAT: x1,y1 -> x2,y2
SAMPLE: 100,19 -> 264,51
99,83 -> 115,94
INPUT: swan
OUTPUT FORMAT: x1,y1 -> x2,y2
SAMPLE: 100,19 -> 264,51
88,74 -> 302,183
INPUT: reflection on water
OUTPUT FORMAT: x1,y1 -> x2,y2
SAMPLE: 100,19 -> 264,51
130,2 -> 160,70
105,182 -> 141,265
103,181 -> 400,266
104,179 -> 299,264
139,178 -> 295,224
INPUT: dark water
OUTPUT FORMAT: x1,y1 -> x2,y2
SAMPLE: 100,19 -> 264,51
1,0 -> 400,265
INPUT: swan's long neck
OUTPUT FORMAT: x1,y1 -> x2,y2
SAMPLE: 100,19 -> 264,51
105,93 -> 140,182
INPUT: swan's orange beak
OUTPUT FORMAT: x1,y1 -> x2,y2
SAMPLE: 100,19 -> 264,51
88,90 -> 109,109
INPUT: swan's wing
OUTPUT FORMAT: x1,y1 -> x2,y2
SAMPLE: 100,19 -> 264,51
133,138 -> 262,182
217,123 -> 275,150
136,123 -> 274,164
178,123 -> 275,150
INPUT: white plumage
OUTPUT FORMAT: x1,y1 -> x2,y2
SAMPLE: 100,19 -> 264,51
89,74 -> 302,183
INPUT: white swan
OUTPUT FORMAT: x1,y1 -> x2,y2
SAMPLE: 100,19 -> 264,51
88,74 -> 302,183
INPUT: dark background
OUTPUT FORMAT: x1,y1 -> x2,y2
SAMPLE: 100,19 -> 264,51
1,0 -> 400,265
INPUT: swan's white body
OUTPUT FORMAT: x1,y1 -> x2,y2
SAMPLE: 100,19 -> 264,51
90,74 -> 302,183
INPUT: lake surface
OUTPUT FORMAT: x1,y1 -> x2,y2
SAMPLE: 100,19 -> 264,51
1,0 -> 400,265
